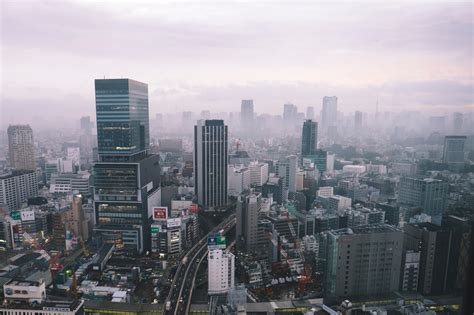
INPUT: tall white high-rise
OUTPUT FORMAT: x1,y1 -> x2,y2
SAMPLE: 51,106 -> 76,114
248,161 -> 269,186
240,99 -> 254,128
194,120 -> 228,208
208,248 -> 235,295
321,96 -> 338,133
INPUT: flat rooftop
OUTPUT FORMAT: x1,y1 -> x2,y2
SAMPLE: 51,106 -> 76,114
5,279 -> 42,287
0,299 -> 82,311
330,224 -> 401,236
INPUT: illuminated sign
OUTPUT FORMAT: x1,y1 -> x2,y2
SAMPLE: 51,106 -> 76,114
167,218 -> 182,228
153,207 -> 168,221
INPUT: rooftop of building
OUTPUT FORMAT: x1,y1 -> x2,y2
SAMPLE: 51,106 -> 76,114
9,252 -> 42,266
5,279 -> 43,287
0,298 -> 82,311
0,170 -> 36,179
330,224 -> 401,236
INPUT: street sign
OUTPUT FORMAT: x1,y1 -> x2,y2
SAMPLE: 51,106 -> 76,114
208,234 -> 226,249
10,211 -> 20,221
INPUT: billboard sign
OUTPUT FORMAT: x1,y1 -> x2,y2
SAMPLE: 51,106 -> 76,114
153,207 -> 168,221
20,210 -> 35,222
10,211 -> 20,221
167,218 -> 182,228
207,234 -> 226,249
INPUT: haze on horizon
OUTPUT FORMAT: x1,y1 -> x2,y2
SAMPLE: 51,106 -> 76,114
1,0 -> 473,129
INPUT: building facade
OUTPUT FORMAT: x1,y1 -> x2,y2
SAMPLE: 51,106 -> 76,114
398,177 -> 448,225
208,248 -> 235,295
7,125 -> 36,171
236,192 -> 262,253
93,79 -> 160,254
325,225 -> 403,299
194,120 -> 228,208
443,135 -> 466,172
0,170 -> 38,211
301,119 -> 318,157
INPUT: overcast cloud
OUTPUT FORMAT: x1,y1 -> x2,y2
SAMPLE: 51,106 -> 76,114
1,0 -> 473,128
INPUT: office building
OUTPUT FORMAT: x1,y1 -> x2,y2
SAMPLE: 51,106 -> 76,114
208,248 -> 235,295
80,116 -> 93,135
95,79 -> 149,161
236,192 -> 262,253
442,216 -> 472,292
400,250 -> 420,293
283,103 -> 298,122
0,170 -> 38,211
301,120 -> 318,157
66,147 -> 81,166
328,195 -> 352,212
443,135 -> 466,172
93,79 -> 160,254
228,165 -> 250,196
194,120 -> 228,208
376,202 -> 400,226
182,111 -> 193,126
49,172 -> 90,194
317,186 -> 334,198
248,161 -> 269,186
325,225 -> 403,298
354,111 -> 362,130
262,176 -> 284,204
404,223 -> 454,295
398,177 -> 448,225
321,96 -> 337,133
241,99 -> 254,128
347,207 -> 385,227
276,155 -> 297,193
7,125 -> 35,171
391,162 -> 417,176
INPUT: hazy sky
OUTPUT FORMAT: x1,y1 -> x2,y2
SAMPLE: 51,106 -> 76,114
1,0 -> 473,128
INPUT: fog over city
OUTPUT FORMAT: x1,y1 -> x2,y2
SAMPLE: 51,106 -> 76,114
1,2 -> 474,315
1,1 -> 473,130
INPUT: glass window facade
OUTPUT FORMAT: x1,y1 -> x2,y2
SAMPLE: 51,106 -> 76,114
95,79 -> 149,161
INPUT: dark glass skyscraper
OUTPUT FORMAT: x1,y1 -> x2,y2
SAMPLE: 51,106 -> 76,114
93,79 -> 160,254
95,79 -> 149,162
300,119 -> 327,172
194,120 -> 228,209
301,119 -> 318,156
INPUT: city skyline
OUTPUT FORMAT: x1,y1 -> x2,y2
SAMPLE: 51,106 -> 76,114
1,1 -> 473,128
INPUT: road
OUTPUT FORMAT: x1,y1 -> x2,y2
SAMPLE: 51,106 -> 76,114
164,214 -> 236,315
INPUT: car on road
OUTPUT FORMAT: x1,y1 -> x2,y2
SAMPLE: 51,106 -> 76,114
179,297 -> 183,303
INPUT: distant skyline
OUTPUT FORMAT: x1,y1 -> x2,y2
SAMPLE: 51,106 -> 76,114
1,1 -> 473,128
